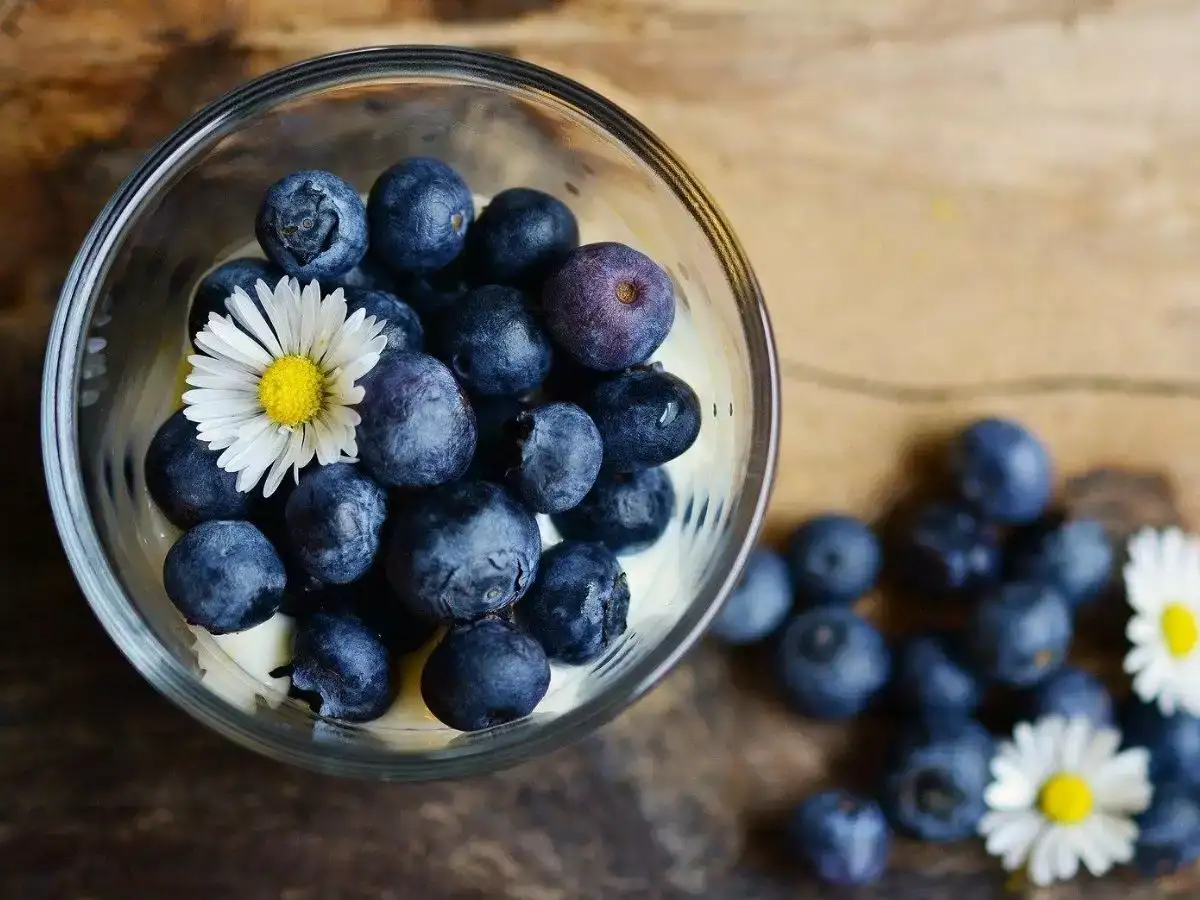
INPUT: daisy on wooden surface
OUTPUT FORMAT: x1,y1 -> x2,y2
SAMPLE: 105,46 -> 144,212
979,715 -> 1152,886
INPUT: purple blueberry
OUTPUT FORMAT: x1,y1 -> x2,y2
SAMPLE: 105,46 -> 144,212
1028,666 -> 1114,726
255,170 -> 368,280
284,463 -> 387,585
432,285 -> 552,397
464,395 -> 528,482
355,351 -> 477,488
902,502 -> 1000,594
468,187 -> 579,288
786,514 -> 881,606
516,541 -> 630,664
501,402 -> 603,514
894,632 -> 983,720
953,417 -> 1053,525
289,610 -> 393,722
1006,516 -> 1114,607
368,157 -> 474,272
1122,702 -> 1200,788
709,548 -> 792,646
775,607 -> 891,719
582,366 -> 701,472
788,791 -> 891,886
187,257 -> 283,344
968,580 -> 1072,686
542,242 -> 675,372
145,409 -> 256,529
882,720 -> 994,842
1135,784 -> 1200,877
163,520 -> 285,634
551,467 -> 675,555
386,481 -> 541,623
421,617 -> 551,732
342,286 -> 424,356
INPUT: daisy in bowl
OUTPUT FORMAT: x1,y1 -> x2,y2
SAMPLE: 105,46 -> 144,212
979,715 -> 1152,887
183,276 -> 387,497
1123,526 -> 1200,716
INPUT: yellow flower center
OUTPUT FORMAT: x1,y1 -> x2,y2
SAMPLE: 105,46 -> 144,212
1161,603 -> 1199,658
258,355 -> 323,427
1038,773 -> 1093,825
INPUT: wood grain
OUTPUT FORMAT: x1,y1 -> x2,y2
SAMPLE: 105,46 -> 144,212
3,1 -> 1200,897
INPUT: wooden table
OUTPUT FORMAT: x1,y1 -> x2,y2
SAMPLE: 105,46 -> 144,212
3,2 -> 1200,897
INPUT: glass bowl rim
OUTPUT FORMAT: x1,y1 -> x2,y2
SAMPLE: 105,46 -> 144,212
40,45 -> 781,779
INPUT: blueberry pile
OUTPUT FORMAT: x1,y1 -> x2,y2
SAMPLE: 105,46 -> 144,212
711,416 -> 1200,885
147,159 -> 702,732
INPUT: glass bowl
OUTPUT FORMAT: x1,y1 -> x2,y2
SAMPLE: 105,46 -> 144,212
40,46 -> 779,778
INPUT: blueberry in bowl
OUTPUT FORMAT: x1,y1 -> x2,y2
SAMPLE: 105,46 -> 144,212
256,170 -> 368,280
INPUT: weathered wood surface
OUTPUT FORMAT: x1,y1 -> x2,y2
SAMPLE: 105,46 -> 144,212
3,1 -> 1200,897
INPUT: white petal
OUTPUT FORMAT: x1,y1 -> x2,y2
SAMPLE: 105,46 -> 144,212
298,279 -> 321,357
1059,718 -> 1093,770
262,429 -> 305,498
1123,642 -> 1155,674
185,369 -> 259,390
1079,728 -> 1122,775
1092,812 -> 1137,864
985,768 -> 1037,811
1126,614 -> 1159,645
311,417 -> 338,465
1028,828 -> 1061,886
204,316 -> 275,368
217,418 -> 275,470
1072,818 -> 1115,877
1091,750 -> 1151,813
260,279 -> 297,354
981,810 -> 1040,863
228,288 -> 285,358
234,429 -> 288,493
1053,827 -> 1080,882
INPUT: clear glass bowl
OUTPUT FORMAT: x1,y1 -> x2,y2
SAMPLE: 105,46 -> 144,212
40,47 -> 779,778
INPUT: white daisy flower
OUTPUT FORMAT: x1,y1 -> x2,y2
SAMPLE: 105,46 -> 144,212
979,715 -> 1152,887
1122,526 -> 1200,716
182,276 -> 387,498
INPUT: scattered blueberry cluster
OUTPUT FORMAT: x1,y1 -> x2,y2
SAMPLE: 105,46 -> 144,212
712,417 -> 1200,886
147,159 -> 703,732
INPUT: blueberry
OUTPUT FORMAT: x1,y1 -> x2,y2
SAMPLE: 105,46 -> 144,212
335,254 -> 398,293
501,402 -> 603,514
1028,666 -> 1114,726
355,351 -> 477,488
516,541 -> 629,664
296,566 -> 437,657
163,520 -> 285,634
289,610 -> 393,722
902,502 -> 1001,594
284,463 -> 387,585
145,409 -> 256,529
786,514 -> 881,606
432,285 -> 552,397
255,170 -> 368,280
464,395 -> 528,482
188,257 -> 283,344
953,417 -> 1053,525
787,790 -> 891,886
1007,517 -> 1114,607
420,617 -> 551,731
775,607 -> 891,719
469,187 -> 579,288
542,242 -> 675,372
582,367 -> 701,472
552,467 -> 674,555
894,632 -> 983,720
1135,783 -> 1200,877
368,157 -> 474,272
386,481 -> 541,623
342,286 -> 424,356
709,548 -> 792,646
1122,702 -> 1200,788
968,580 -> 1072,686
395,258 -> 472,316
882,720 -> 993,842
